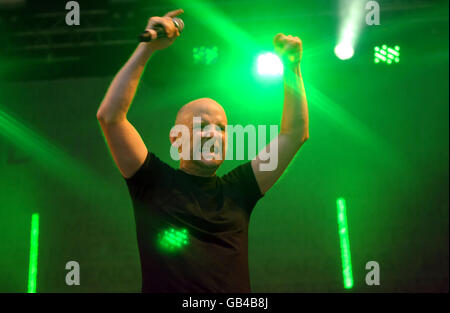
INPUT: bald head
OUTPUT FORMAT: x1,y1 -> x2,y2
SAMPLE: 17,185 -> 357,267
175,98 -> 226,126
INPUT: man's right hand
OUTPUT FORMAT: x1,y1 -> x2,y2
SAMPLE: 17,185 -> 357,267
97,9 -> 184,179
145,9 -> 184,50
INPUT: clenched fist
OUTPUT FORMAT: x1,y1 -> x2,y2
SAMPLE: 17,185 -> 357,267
145,9 -> 184,50
273,33 -> 302,68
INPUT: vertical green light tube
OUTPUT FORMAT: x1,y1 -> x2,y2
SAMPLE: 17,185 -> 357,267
337,198 -> 354,289
27,213 -> 39,293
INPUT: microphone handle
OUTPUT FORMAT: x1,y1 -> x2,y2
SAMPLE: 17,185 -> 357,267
139,26 -> 166,42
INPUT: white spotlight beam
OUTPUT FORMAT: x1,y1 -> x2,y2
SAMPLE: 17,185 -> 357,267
336,0 -> 366,60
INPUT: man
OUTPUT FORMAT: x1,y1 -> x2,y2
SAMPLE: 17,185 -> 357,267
97,8 -> 309,292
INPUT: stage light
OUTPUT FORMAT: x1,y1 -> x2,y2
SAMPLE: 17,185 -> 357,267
193,46 -> 218,65
158,228 -> 189,252
334,42 -> 354,60
336,0 -> 366,60
27,213 -> 39,293
337,198 -> 354,289
256,52 -> 283,76
374,45 -> 400,64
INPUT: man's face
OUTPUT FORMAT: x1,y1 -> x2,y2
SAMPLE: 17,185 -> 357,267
171,98 -> 228,172
192,113 -> 227,169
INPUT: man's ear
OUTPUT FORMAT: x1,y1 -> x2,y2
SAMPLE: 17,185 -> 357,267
169,124 -> 190,156
169,132 -> 182,153
169,133 -> 176,145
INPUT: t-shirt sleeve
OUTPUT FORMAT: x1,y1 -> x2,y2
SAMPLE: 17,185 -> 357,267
222,161 -> 264,214
124,151 -> 166,200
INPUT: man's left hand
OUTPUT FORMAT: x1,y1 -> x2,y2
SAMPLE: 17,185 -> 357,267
273,33 -> 302,68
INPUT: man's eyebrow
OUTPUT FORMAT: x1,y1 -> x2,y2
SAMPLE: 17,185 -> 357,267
206,121 -> 225,129
200,119 -> 225,129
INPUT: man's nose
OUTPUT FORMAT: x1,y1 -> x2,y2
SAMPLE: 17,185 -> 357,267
202,126 -> 222,138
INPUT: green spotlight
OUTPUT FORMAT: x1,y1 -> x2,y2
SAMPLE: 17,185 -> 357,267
374,45 -> 400,64
256,52 -> 283,76
193,46 -> 218,65
27,213 -> 39,293
334,43 -> 354,60
337,198 -> 354,289
158,228 -> 189,252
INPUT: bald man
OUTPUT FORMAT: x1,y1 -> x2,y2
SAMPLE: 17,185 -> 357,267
97,9 -> 309,293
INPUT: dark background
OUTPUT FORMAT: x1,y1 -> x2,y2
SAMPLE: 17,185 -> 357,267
0,0 -> 448,292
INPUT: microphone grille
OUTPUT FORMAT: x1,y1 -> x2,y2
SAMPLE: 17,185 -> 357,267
172,17 -> 184,32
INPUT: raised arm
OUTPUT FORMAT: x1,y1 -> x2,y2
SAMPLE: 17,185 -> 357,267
252,33 -> 309,194
97,9 -> 183,178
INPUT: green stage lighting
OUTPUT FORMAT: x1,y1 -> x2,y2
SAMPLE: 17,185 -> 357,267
374,45 -> 400,64
335,0 -> 365,61
337,198 -> 354,289
158,228 -> 189,252
193,46 -> 218,65
256,52 -> 283,76
27,213 -> 39,293
334,42 -> 355,60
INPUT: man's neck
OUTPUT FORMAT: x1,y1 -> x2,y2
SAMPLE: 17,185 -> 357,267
179,162 -> 217,177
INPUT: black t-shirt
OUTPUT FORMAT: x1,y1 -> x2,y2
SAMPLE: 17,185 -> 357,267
125,151 -> 263,293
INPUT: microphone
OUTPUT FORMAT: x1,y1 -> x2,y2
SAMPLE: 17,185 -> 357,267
139,17 -> 184,42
